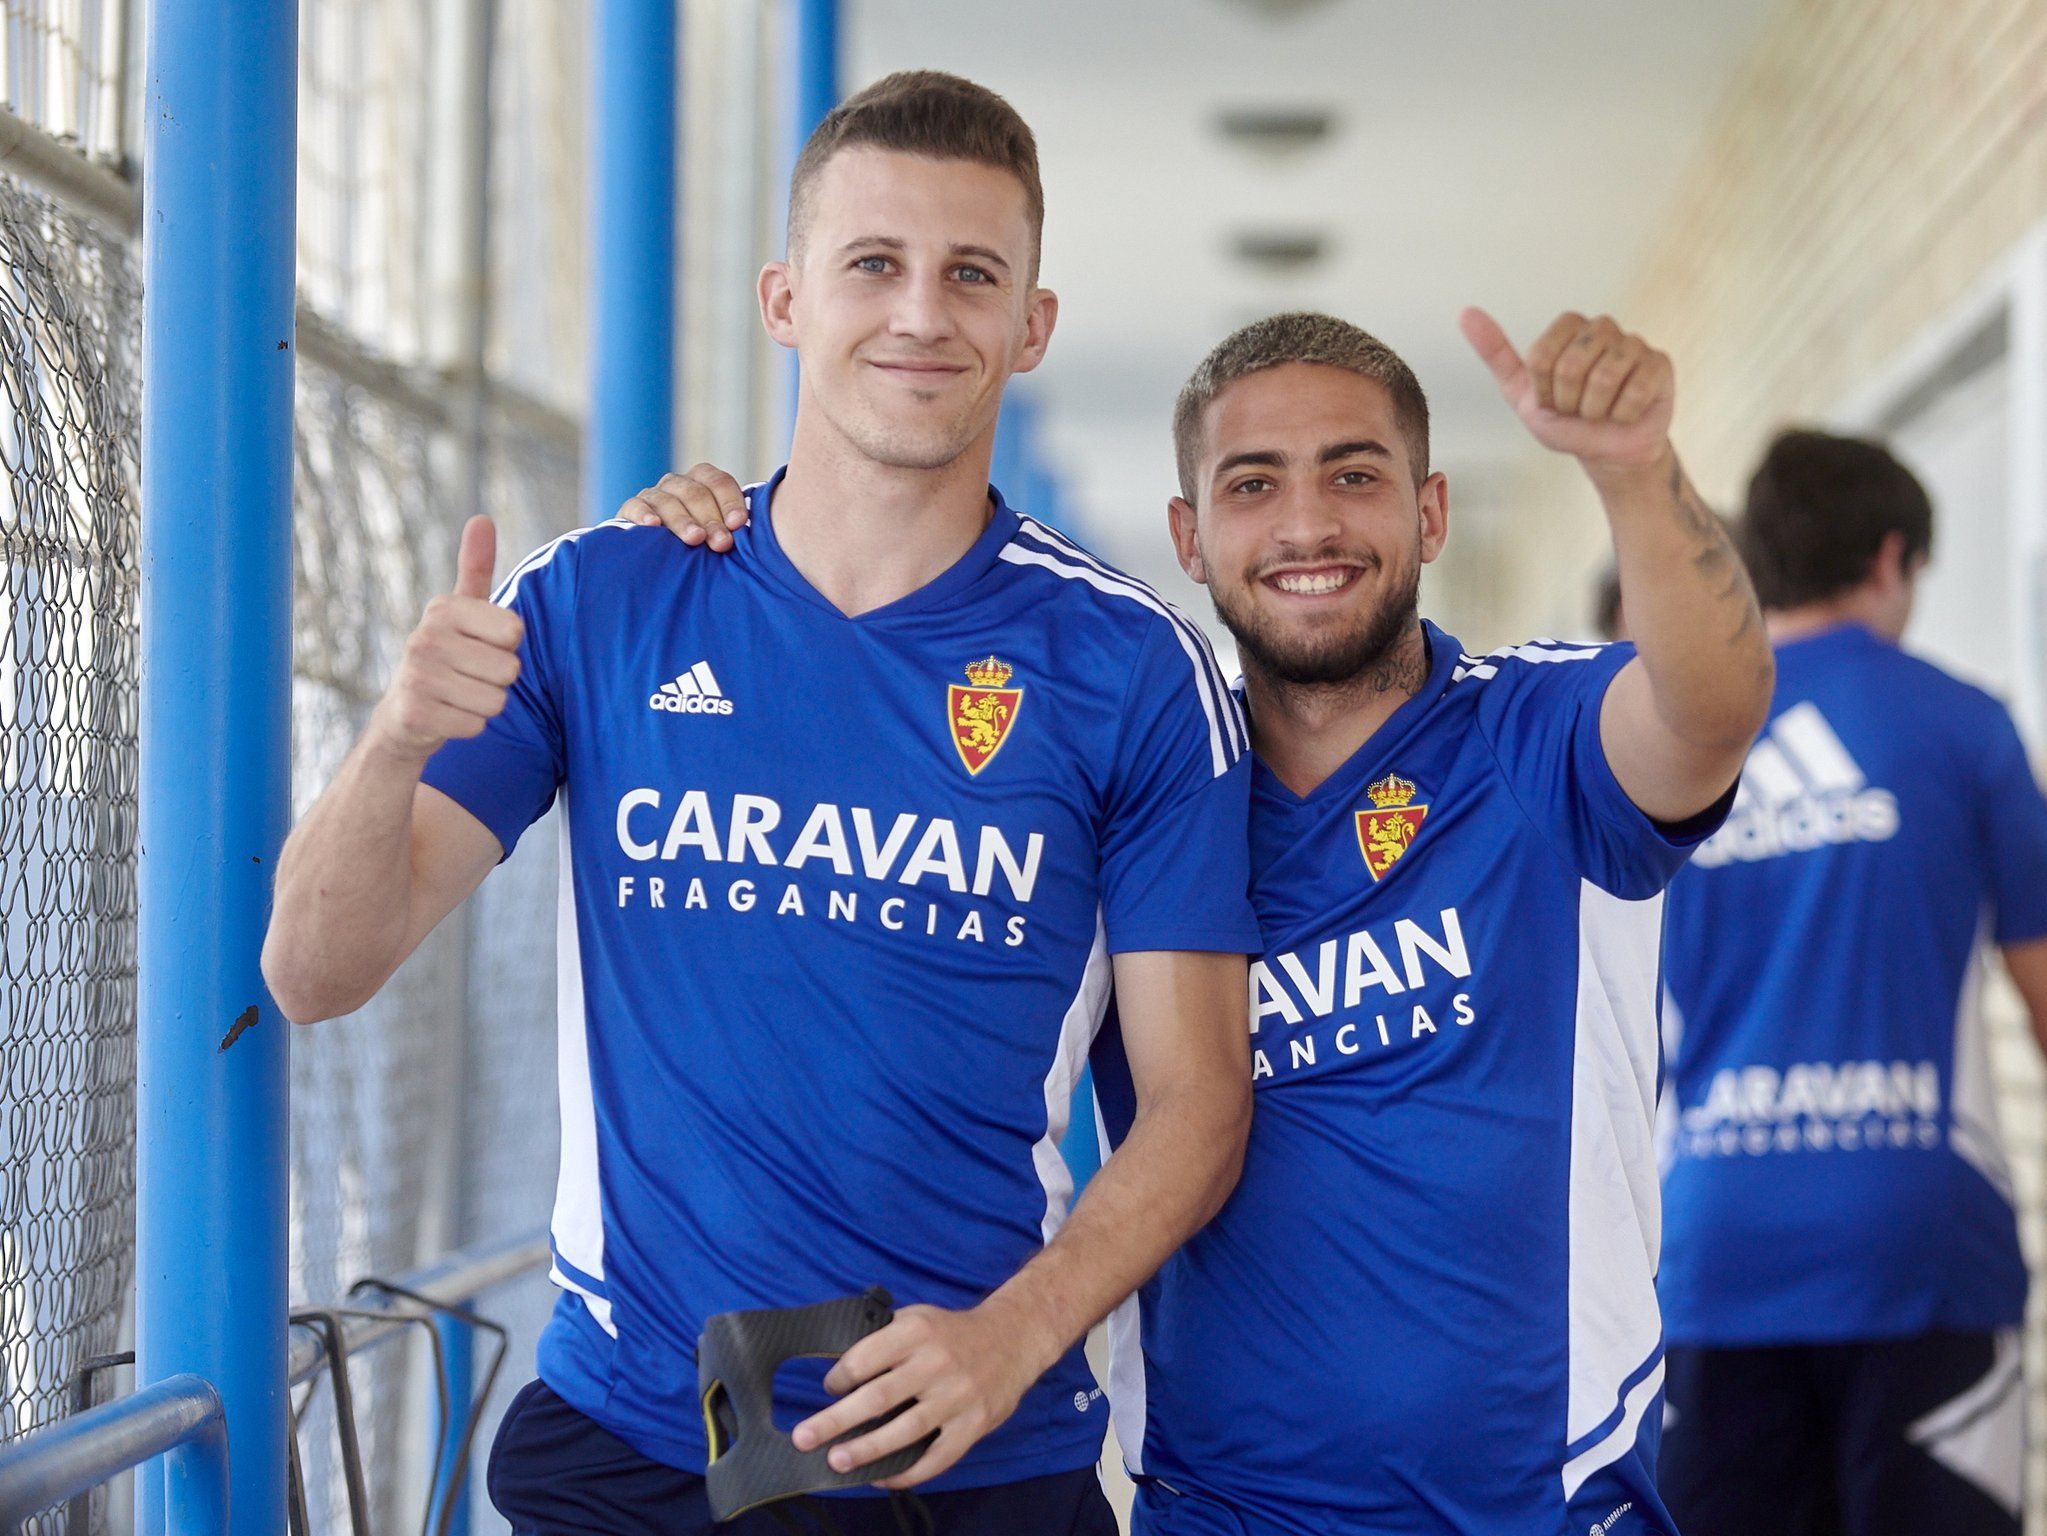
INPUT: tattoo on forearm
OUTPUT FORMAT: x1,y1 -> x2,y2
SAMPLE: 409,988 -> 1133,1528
1666,457 -> 1767,674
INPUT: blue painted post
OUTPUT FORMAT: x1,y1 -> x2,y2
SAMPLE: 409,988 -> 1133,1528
136,0 -> 298,1530
788,0 -> 840,162
781,0 -> 839,442
428,1316 -> 475,1535
589,0 -> 679,522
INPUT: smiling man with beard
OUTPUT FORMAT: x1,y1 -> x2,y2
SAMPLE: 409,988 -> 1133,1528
1080,308 -> 1775,1536
631,303 -> 1773,1532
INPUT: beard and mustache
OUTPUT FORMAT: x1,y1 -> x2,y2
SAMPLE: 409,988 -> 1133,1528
1208,542 -> 1423,689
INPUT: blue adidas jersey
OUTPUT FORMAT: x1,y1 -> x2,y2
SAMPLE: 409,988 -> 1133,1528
1094,623 -> 1724,1536
1659,625 -> 2047,1346
419,470 -> 1259,1488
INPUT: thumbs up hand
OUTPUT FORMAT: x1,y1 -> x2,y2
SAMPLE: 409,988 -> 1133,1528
369,515 -> 527,763
1459,307 -> 1674,475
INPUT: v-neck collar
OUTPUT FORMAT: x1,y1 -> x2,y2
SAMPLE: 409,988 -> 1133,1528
1251,620 -> 1461,810
745,465 -> 1019,622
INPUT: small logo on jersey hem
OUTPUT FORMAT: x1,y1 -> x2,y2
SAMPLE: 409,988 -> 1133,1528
1356,773 -> 1428,880
1591,1503 -> 1635,1535
949,656 -> 1022,775
650,660 -> 734,716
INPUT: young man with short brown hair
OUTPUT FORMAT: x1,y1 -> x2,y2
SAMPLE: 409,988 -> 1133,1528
265,72 -> 1257,1535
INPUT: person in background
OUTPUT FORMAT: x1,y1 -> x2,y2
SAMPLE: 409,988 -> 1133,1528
1658,427 -> 2047,1536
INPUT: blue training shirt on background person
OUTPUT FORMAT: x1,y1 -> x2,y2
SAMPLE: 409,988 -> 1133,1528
1093,622 -> 1729,1536
1659,623 -> 2047,1347
419,469 -> 1259,1491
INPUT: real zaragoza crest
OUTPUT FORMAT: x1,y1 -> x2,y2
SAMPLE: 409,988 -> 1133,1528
1355,772 -> 1429,881
949,656 -> 1023,775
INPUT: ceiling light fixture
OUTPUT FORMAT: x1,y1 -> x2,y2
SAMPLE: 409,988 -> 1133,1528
1214,106 -> 1337,154
1216,0 -> 1346,19
1229,229 -> 1329,273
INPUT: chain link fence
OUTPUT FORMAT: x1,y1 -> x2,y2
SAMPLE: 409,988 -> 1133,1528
2,3 -> 586,1529
0,171 -> 140,1536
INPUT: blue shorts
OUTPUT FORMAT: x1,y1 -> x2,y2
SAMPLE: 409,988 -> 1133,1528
486,1378 -> 1119,1536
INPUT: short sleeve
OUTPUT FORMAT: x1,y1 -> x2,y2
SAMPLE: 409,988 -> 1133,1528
418,535 -> 574,858
1471,641 -> 1733,899
1098,617 -> 1261,955
1974,707 -> 2047,945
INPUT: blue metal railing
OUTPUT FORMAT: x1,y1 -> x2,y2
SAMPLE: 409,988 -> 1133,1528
0,1374 -> 228,1532
0,1231 -> 548,1535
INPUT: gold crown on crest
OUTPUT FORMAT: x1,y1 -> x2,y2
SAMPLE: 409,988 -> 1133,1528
963,655 -> 1014,689
1367,773 -> 1417,809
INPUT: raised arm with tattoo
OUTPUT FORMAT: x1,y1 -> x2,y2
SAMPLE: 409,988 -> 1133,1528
1461,308 -> 1773,821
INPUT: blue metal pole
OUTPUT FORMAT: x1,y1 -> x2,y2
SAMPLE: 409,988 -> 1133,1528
428,1316 -> 476,1535
787,0 -> 840,173
780,0 -> 839,444
589,0 -> 679,522
136,0 -> 297,1530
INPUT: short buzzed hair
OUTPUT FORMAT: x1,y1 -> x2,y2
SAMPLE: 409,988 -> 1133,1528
1172,312 -> 1431,500
788,70 -> 1045,275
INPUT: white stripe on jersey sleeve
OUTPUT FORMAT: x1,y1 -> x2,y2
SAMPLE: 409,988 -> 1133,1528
1452,640 -> 1608,683
493,517 -> 635,609
998,541 -> 1244,778
1011,517 -> 1248,758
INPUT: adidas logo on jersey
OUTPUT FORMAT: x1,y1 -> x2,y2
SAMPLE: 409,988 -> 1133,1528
649,661 -> 734,716
1692,702 -> 1897,868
